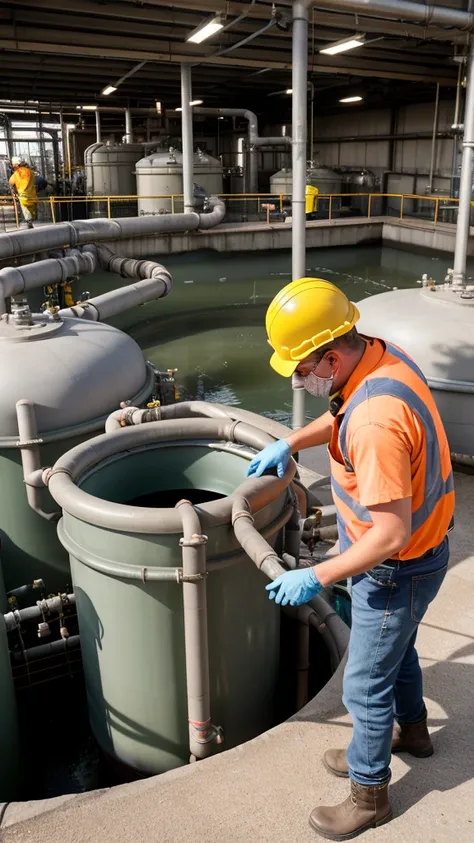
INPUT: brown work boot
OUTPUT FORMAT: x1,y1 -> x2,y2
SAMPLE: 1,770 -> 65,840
309,780 -> 393,840
324,718 -> 432,778
392,716 -> 433,757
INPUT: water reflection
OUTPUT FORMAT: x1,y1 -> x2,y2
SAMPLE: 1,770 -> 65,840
83,245 -> 449,424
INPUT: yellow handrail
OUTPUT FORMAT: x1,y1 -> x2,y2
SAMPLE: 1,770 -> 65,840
0,192 -> 463,231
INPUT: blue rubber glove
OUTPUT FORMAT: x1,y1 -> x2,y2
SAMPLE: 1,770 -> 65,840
247,439 -> 291,478
266,567 -> 323,607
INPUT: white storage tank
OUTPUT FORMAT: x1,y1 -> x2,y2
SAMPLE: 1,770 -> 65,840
136,148 -> 223,215
270,164 -> 342,198
85,142 -> 150,216
357,285 -> 474,456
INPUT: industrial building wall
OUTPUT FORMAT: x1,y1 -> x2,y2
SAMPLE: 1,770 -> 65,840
311,98 -> 457,197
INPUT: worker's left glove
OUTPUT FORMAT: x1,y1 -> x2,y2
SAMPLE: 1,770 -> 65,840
265,567 -> 323,607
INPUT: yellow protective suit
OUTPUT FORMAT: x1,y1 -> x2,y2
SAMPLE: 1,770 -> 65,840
9,166 -> 38,222
305,184 -> 319,214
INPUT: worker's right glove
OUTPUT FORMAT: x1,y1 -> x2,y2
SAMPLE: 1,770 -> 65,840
247,439 -> 291,479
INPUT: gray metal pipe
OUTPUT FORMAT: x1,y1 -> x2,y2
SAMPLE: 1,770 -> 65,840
291,2 -> 309,427
11,635 -> 80,664
292,2 -> 309,281
176,500 -> 221,761
124,109 -> 133,144
0,199 -> 225,261
193,107 -> 292,149
57,248 -> 172,321
4,593 -> 76,632
16,400 -> 61,523
95,111 -> 102,144
291,374 -> 307,430
181,65 -> 195,214
0,249 -> 96,313
453,39 -> 474,288
231,496 -> 349,671
316,0 -> 474,30
428,83 -> 440,194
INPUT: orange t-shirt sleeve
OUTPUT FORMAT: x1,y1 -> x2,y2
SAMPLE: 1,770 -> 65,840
348,423 -> 412,507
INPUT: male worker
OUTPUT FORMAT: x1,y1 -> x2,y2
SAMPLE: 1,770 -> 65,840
248,278 -> 454,840
9,157 -> 38,228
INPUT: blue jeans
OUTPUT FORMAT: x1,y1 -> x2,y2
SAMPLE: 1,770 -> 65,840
343,537 -> 449,786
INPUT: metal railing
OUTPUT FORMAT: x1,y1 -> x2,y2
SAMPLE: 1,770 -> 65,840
0,192 -> 466,231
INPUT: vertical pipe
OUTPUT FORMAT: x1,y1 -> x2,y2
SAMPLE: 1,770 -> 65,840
428,83 -> 440,194
453,39 -> 474,289
124,109 -> 133,144
291,2 -> 309,430
176,500 -> 220,761
95,110 -> 102,144
292,1 -> 309,281
291,375 -> 306,430
249,147 -> 258,194
181,64 -> 195,214
451,61 -> 463,197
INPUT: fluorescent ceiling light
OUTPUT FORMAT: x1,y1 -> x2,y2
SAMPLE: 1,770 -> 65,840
76,105 -> 98,111
187,15 -> 224,44
339,95 -> 363,103
320,35 -> 365,56
286,89 -> 293,94
101,85 -> 117,96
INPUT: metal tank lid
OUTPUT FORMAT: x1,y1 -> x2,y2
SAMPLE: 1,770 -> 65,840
0,311 -> 149,439
136,146 -> 222,171
357,286 -> 474,384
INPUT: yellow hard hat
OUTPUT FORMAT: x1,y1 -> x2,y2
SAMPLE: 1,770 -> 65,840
266,277 -> 360,377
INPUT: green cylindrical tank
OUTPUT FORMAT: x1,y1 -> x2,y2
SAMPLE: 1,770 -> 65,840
49,420 -> 292,775
0,567 -> 20,801
0,309 -> 153,592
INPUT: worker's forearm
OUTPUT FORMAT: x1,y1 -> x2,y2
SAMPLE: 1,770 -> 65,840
314,526 -> 406,588
285,410 -> 333,453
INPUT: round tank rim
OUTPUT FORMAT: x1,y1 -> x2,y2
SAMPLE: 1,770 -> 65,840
47,419 -> 296,534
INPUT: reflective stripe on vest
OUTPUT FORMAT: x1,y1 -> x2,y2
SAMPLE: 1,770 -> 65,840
335,346 -> 453,538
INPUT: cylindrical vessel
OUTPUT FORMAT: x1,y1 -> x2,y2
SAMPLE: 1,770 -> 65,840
50,420 -> 290,775
136,148 -> 223,215
0,566 -> 20,801
0,312 -> 152,592
270,165 -> 342,208
85,142 -> 148,216
357,286 -> 474,455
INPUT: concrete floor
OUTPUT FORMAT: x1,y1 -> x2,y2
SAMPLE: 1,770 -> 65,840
2,467 -> 473,842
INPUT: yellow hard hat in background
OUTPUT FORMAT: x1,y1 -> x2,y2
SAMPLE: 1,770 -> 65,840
266,277 -> 360,377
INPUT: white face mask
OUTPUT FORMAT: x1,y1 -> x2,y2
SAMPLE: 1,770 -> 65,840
302,371 -> 334,398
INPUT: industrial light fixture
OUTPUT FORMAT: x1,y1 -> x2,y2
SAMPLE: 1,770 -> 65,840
339,95 -> 363,103
76,105 -> 98,111
320,34 -> 365,56
186,15 -> 224,44
175,100 -> 204,112
155,101 -> 162,115
286,89 -> 293,94
101,85 -> 117,97
218,116 -> 225,120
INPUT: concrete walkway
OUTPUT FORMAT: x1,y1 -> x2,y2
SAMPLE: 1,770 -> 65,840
3,470 -> 474,843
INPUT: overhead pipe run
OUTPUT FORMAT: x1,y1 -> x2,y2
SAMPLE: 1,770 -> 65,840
0,197 -> 225,261
193,107 -> 291,195
452,38 -> 474,289
315,0 -> 474,31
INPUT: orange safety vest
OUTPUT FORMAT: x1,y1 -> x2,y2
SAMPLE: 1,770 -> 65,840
329,341 -> 454,560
